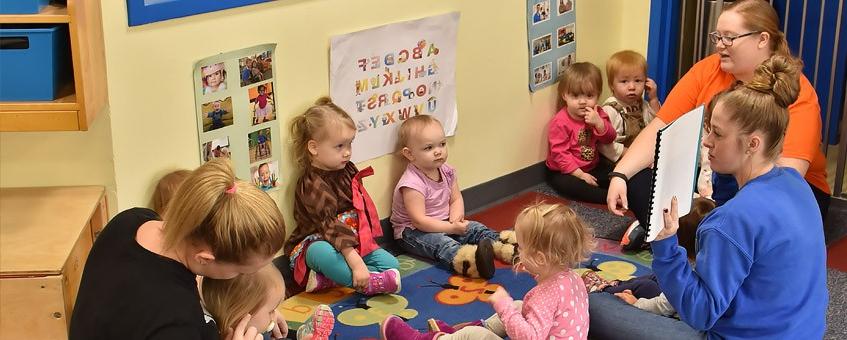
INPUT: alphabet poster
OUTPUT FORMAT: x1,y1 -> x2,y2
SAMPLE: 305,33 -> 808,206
193,43 -> 282,192
330,12 -> 459,163
527,0 -> 576,92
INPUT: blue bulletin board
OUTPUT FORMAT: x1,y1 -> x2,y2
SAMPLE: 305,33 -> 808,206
527,0 -> 576,92
126,0 -> 275,26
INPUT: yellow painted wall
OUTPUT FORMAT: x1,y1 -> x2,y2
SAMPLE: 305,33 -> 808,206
0,113 -> 118,212
0,1 -> 652,233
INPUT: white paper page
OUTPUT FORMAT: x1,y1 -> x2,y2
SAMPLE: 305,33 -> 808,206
646,105 -> 705,241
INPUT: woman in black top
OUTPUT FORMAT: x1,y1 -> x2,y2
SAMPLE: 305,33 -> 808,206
70,159 -> 287,340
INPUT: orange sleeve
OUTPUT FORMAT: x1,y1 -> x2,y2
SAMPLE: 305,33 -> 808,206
656,56 -> 714,124
781,76 -> 822,163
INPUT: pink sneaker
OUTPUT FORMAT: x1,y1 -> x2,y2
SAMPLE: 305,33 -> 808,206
361,268 -> 402,296
381,315 -> 444,340
305,271 -> 338,293
297,304 -> 334,340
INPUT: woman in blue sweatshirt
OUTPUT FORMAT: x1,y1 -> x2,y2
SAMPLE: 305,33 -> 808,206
588,55 -> 828,340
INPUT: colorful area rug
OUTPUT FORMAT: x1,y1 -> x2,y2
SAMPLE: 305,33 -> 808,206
280,242 -> 653,339
278,190 -> 652,338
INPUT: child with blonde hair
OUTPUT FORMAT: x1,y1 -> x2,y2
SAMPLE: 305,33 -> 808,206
391,115 -> 517,279
598,50 -> 660,162
202,264 -> 334,340
150,169 -> 191,215
285,97 -> 400,295
71,159 -> 287,339
381,202 -> 595,339
547,62 -> 617,204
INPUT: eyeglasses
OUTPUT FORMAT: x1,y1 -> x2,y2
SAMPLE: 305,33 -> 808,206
708,31 -> 761,46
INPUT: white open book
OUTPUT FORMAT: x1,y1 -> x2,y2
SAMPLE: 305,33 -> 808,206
645,105 -> 706,242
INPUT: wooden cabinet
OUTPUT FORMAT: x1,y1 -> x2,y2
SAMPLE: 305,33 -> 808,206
0,186 -> 107,339
0,0 -> 108,132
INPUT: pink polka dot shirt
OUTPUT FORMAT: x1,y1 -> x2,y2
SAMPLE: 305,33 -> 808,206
492,270 -> 589,340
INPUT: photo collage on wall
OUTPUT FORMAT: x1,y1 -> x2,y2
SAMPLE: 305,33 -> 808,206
527,0 -> 576,92
193,43 -> 282,192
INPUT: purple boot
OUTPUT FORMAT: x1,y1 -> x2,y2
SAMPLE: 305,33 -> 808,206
381,315 -> 444,340
361,268 -> 402,296
305,271 -> 338,293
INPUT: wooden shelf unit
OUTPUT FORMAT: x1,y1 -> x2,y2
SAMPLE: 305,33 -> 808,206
0,0 -> 108,132
0,186 -> 108,339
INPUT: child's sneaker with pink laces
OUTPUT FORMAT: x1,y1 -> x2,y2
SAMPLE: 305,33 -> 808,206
361,268 -> 401,296
297,304 -> 334,340
305,271 -> 338,293
381,315 -> 444,340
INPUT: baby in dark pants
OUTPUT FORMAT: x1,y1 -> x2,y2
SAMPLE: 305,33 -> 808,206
583,197 -> 716,316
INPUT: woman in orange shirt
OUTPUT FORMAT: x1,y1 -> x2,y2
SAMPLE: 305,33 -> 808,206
606,0 -> 830,242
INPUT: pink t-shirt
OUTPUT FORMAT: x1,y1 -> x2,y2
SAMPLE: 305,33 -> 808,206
390,163 -> 456,239
546,107 -> 616,174
493,270 -> 590,340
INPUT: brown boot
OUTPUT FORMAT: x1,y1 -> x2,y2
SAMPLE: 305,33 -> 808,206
493,231 -> 519,264
452,239 -> 496,279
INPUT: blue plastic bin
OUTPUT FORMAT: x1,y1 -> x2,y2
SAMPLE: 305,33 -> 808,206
0,24 -> 71,101
0,0 -> 50,14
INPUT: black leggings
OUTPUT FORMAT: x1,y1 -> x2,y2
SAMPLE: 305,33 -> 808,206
627,168 -> 832,227
603,274 -> 662,299
547,159 -> 616,204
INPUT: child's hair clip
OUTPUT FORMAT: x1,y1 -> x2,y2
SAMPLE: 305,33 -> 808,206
225,184 -> 237,194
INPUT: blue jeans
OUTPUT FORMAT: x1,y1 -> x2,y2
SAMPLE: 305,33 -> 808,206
397,221 -> 499,268
588,292 -> 706,340
305,241 -> 399,287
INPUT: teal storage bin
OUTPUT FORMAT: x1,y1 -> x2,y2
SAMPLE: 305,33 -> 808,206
0,24 -> 71,101
0,0 -> 50,14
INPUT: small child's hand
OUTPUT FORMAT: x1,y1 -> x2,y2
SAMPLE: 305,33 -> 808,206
226,314 -> 262,340
351,266 -> 370,291
583,106 -> 602,128
646,78 -> 659,101
488,286 -> 510,305
580,173 -> 599,187
271,310 -> 288,339
614,289 -> 638,305
451,220 -> 469,235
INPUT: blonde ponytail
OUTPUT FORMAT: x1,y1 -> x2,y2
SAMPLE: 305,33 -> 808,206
162,158 -> 285,263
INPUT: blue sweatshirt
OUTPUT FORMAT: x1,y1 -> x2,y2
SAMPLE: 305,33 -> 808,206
652,167 -> 828,340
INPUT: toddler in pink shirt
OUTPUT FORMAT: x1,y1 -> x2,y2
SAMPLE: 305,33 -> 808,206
546,62 -> 617,204
381,202 -> 596,340
390,115 -> 518,279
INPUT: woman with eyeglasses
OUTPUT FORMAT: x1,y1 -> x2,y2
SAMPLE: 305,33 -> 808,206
588,53 -> 828,340
605,0 -> 830,245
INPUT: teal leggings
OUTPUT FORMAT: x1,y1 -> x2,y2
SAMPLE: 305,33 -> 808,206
305,241 -> 399,287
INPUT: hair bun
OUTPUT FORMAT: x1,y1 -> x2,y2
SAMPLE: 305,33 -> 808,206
315,96 -> 334,105
746,55 -> 800,108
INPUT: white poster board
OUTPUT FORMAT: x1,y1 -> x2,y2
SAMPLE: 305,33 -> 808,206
330,12 -> 460,163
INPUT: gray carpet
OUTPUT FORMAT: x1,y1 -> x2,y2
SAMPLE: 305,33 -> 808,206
534,183 -> 635,240
533,183 -> 846,338
826,269 -> 847,339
